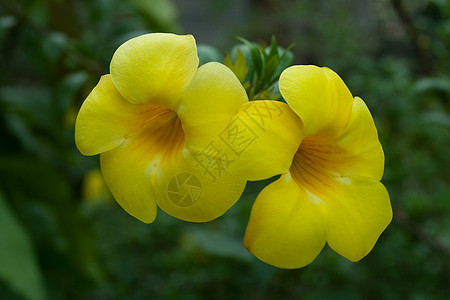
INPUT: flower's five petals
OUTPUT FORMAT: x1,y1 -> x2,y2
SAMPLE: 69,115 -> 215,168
225,101 -> 304,181
326,176 -> 392,262
75,75 -> 140,156
100,141 -> 157,224
110,33 -> 199,109
244,174 -> 327,269
99,103 -> 185,224
279,65 -> 353,137
336,97 -> 385,180
178,62 -> 248,151
153,149 -> 246,222
76,33 -> 251,224
244,65 -> 392,268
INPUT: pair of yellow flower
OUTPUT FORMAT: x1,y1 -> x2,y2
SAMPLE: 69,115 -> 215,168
75,33 -> 392,269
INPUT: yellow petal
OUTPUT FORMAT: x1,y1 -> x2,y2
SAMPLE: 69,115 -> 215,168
177,62 -> 248,151
335,97 -> 385,180
75,75 -> 141,156
154,149 -> 246,222
100,141 -> 157,224
224,101 -> 304,181
290,97 -> 384,192
110,33 -> 199,109
279,65 -> 353,137
100,102 -> 186,223
243,174 -> 327,269
326,176 -> 392,262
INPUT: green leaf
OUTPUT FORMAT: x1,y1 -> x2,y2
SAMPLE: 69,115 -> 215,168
231,36 -> 294,100
237,37 -> 263,79
41,32 -> 68,63
263,55 -> 279,84
0,191 -> 47,300
414,77 -> 450,93
233,49 -> 249,82
0,86 -> 52,129
127,0 -> 179,32
0,15 -> 17,29
0,156 -> 104,284
224,48 -> 249,83
273,46 -> 294,81
184,228 -> 253,263
0,15 -> 17,41
54,71 -> 90,116
197,44 -> 223,66
267,35 -> 279,58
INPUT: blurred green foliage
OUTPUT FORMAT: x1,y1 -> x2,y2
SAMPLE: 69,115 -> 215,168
224,36 -> 294,100
0,0 -> 449,299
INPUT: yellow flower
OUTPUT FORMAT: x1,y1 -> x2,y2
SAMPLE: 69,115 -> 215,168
238,65 -> 392,268
75,33 -> 249,223
82,169 -> 112,204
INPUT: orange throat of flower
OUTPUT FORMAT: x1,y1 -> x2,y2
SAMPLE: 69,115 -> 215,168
289,136 -> 343,198
125,105 -> 186,163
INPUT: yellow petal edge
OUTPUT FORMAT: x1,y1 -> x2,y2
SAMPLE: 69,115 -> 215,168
244,65 -> 392,268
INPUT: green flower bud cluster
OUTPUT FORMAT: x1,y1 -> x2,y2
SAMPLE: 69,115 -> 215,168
225,36 -> 294,101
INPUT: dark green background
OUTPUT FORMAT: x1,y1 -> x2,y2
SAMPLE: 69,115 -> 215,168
0,0 -> 449,299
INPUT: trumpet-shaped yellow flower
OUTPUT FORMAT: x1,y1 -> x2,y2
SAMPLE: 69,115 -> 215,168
238,65 -> 392,268
75,33 -> 249,223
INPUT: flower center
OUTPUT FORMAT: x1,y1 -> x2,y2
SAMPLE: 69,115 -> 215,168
126,105 -> 185,163
290,136 -> 343,197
